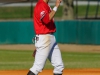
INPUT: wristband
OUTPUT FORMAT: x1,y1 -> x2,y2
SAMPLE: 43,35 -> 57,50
53,6 -> 58,12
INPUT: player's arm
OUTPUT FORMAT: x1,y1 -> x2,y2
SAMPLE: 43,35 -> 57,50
49,0 -> 62,20
41,0 -> 62,24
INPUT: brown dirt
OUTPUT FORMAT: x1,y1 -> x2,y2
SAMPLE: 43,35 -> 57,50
0,44 -> 100,53
0,69 -> 100,75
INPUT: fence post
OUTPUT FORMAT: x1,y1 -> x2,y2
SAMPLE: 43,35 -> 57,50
85,0 -> 90,19
76,0 -> 78,19
95,0 -> 100,19
30,0 -> 33,18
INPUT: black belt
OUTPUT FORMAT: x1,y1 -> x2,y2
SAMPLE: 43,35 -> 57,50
36,32 -> 54,35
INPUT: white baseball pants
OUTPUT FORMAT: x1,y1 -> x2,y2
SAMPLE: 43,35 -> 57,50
30,34 -> 64,75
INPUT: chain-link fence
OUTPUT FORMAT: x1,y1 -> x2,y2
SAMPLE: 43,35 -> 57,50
0,0 -> 100,20
0,0 -> 28,3
75,0 -> 100,19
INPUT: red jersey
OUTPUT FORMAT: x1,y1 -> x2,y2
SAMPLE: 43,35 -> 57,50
33,0 -> 56,34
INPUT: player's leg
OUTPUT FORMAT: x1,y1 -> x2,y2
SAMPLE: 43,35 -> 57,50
48,42 -> 64,75
27,35 -> 51,75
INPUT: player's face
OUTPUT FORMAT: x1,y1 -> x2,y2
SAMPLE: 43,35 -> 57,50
44,0 -> 50,3
47,0 -> 50,2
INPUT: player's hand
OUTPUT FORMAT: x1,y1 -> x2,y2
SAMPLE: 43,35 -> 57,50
55,0 -> 62,7
32,49 -> 36,57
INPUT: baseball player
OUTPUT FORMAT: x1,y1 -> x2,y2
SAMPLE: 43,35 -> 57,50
27,0 -> 64,75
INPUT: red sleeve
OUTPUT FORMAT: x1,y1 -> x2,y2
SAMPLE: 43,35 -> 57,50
39,4 -> 51,24
41,13 -> 50,24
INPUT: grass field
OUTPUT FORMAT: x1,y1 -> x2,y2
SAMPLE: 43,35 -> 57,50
0,5 -> 100,19
0,50 -> 100,70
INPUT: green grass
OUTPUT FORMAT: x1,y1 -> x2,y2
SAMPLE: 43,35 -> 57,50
0,50 -> 100,70
62,52 -> 100,69
0,50 -> 33,70
0,5 -> 100,19
0,7 -> 31,19
75,5 -> 100,17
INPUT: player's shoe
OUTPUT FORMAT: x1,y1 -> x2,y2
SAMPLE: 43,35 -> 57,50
54,74 -> 62,75
27,71 -> 35,75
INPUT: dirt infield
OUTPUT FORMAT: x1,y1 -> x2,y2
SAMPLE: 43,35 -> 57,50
0,69 -> 100,75
0,44 -> 100,53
